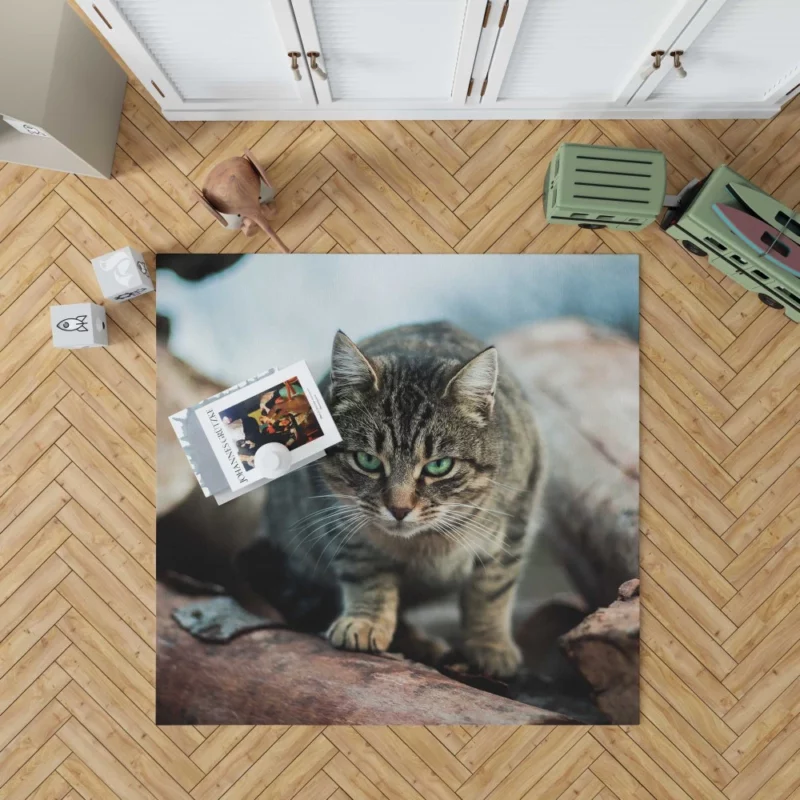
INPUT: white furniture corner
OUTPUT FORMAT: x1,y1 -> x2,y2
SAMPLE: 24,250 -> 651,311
0,0 -> 127,178
76,0 -> 800,121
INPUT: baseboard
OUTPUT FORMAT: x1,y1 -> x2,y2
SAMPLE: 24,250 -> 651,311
163,104 -> 780,122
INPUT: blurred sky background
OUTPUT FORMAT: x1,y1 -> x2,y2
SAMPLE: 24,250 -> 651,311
158,253 -> 639,605
157,254 -> 638,385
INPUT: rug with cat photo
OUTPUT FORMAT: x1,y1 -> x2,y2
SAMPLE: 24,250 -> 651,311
156,253 -> 639,726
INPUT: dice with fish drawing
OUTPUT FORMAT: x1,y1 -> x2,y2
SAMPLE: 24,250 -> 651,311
50,303 -> 108,348
91,246 -> 154,301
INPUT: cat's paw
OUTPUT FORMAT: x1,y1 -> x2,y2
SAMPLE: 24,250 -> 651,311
327,615 -> 394,654
463,638 -> 522,679
393,620 -> 452,666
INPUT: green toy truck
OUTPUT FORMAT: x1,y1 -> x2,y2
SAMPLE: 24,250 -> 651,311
660,165 -> 800,323
543,142 -> 799,323
544,143 -> 667,232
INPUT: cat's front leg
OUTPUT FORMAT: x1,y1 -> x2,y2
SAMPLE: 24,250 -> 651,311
460,544 -> 524,679
327,573 -> 399,654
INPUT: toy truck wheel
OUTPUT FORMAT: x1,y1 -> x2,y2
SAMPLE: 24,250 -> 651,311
758,293 -> 784,310
682,240 -> 707,257
578,223 -> 606,230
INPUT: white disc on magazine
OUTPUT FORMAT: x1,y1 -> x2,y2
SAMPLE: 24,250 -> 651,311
254,442 -> 292,478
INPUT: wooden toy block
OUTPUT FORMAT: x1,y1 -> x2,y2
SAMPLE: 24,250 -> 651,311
50,302 -> 107,348
91,246 -> 154,301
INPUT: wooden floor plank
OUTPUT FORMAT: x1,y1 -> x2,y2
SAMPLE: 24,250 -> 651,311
57,608 -> 154,716
454,120 -> 575,230
322,137 -> 453,253
0,229 -> 68,317
0,590 -> 70,681
329,121 -> 468,247
121,85 -> 202,176
400,121 -> 469,175
364,121 -> 469,210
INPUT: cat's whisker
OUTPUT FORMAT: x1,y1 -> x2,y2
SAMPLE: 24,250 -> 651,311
304,494 -> 357,501
290,502 -> 358,530
438,502 -> 512,518
304,518 -> 358,550
438,509 -> 514,556
289,508 -> 358,544
434,517 -> 485,567
429,520 -> 460,551
327,517 -> 371,570
459,523 -> 514,556
287,524 -> 344,559
486,478 -> 525,494
449,521 -> 492,557
314,512 -> 367,572
286,508 -> 363,556
292,497 -> 358,521
291,501 -> 361,527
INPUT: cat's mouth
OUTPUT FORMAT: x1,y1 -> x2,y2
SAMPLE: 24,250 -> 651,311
372,507 -> 449,539
376,522 -> 416,539
374,511 -> 426,539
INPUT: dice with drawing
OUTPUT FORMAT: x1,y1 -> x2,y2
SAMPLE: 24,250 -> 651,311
50,303 -> 107,348
91,246 -> 154,301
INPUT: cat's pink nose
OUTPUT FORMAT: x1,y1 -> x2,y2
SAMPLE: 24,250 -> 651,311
388,505 -> 413,521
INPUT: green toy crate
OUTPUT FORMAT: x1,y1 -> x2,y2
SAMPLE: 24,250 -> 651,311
661,164 -> 800,323
544,143 -> 667,231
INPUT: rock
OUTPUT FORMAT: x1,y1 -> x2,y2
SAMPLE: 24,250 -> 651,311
515,594 -> 589,671
618,577 -> 640,600
157,584 -> 576,726
495,320 -> 639,609
559,579 -> 640,724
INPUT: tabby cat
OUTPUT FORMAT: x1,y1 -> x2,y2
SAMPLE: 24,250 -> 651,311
266,322 -> 544,678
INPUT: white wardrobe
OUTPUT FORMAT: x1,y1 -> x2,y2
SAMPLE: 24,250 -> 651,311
78,0 -> 800,120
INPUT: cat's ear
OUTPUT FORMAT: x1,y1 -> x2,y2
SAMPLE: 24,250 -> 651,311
444,347 -> 498,423
331,330 -> 379,394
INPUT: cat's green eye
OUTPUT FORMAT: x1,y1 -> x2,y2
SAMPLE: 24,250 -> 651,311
354,451 -> 382,473
423,457 -> 454,477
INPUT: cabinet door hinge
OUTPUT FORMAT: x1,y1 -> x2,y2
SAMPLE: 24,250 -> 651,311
499,0 -> 509,27
467,77 -> 475,97
482,0 -> 492,27
480,77 -> 488,97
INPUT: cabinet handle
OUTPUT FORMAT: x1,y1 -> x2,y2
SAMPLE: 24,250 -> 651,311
640,50 -> 665,81
92,4 -> 113,29
498,1 -> 509,28
288,52 -> 302,81
307,52 -> 328,81
670,50 -> 687,79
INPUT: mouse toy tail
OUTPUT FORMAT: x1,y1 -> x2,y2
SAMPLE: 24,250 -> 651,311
253,213 -> 290,253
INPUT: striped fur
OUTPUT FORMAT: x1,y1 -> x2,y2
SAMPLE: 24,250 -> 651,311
265,322 -> 543,678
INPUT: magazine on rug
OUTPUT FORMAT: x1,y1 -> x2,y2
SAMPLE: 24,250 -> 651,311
197,361 -> 340,489
169,361 -> 341,503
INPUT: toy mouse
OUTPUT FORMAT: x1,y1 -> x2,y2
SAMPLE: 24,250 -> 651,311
196,149 -> 290,253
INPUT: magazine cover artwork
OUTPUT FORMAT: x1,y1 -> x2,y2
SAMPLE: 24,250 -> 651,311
185,361 -> 341,498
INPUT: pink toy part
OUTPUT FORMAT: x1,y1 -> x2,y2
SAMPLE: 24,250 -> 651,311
726,183 -> 800,246
713,203 -> 800,277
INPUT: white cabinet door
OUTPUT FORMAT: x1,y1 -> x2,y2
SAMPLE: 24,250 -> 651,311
75,0 -> 316,112
479,0 -> 708,110
631,0 -> 800,108
290,0 -> 487,108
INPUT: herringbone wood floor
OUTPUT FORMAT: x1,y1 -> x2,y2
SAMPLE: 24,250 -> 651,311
2,67 -> 800,798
